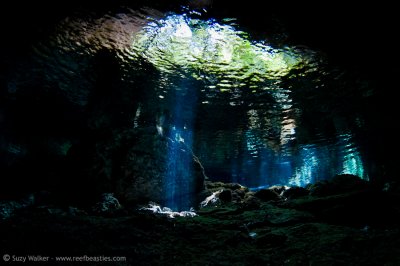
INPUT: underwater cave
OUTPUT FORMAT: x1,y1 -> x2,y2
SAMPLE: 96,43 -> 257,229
1,0 -> 400,265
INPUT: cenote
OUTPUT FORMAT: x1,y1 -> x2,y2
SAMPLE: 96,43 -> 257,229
1,1 -> 400,265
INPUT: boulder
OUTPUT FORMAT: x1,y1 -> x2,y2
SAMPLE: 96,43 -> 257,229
306,174 -> 369,197
61,127 -> 207,209
282,186 -> 309,199
218,189 -> 232,202
92,193 -> 121,215
254,189 -> 280,202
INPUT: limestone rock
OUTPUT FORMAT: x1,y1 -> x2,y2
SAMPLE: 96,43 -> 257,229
92,193 -> 121,214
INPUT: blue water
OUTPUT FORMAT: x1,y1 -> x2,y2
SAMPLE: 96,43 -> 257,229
3,6 -> 372,209
163,81 -> 198,210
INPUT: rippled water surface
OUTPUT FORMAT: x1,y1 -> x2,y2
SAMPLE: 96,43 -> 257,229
7,6 -> 372,189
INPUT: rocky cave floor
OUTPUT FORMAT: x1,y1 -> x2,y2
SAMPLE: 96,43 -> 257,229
1,175 -> 400,266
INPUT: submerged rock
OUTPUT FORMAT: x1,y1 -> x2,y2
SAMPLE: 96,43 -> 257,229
218,189 -> 232,202
306,174 -> 369,197
113,128 -> 206,207
255,233 -> 287,247
92,193 -> 121,215
0,194 -> 35,220
61,127 -> 207,209
1,179 -> 400,266
0,201 -> 24,220
281,186 -> 309,199
139,202 -> 197,218
199,190 -> 222,208
253,189 -> 280,202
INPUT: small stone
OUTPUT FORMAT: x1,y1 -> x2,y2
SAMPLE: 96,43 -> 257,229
92,193 -> 122,214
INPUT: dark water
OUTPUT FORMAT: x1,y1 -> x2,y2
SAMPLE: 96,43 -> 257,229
1,5 -> 376,196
